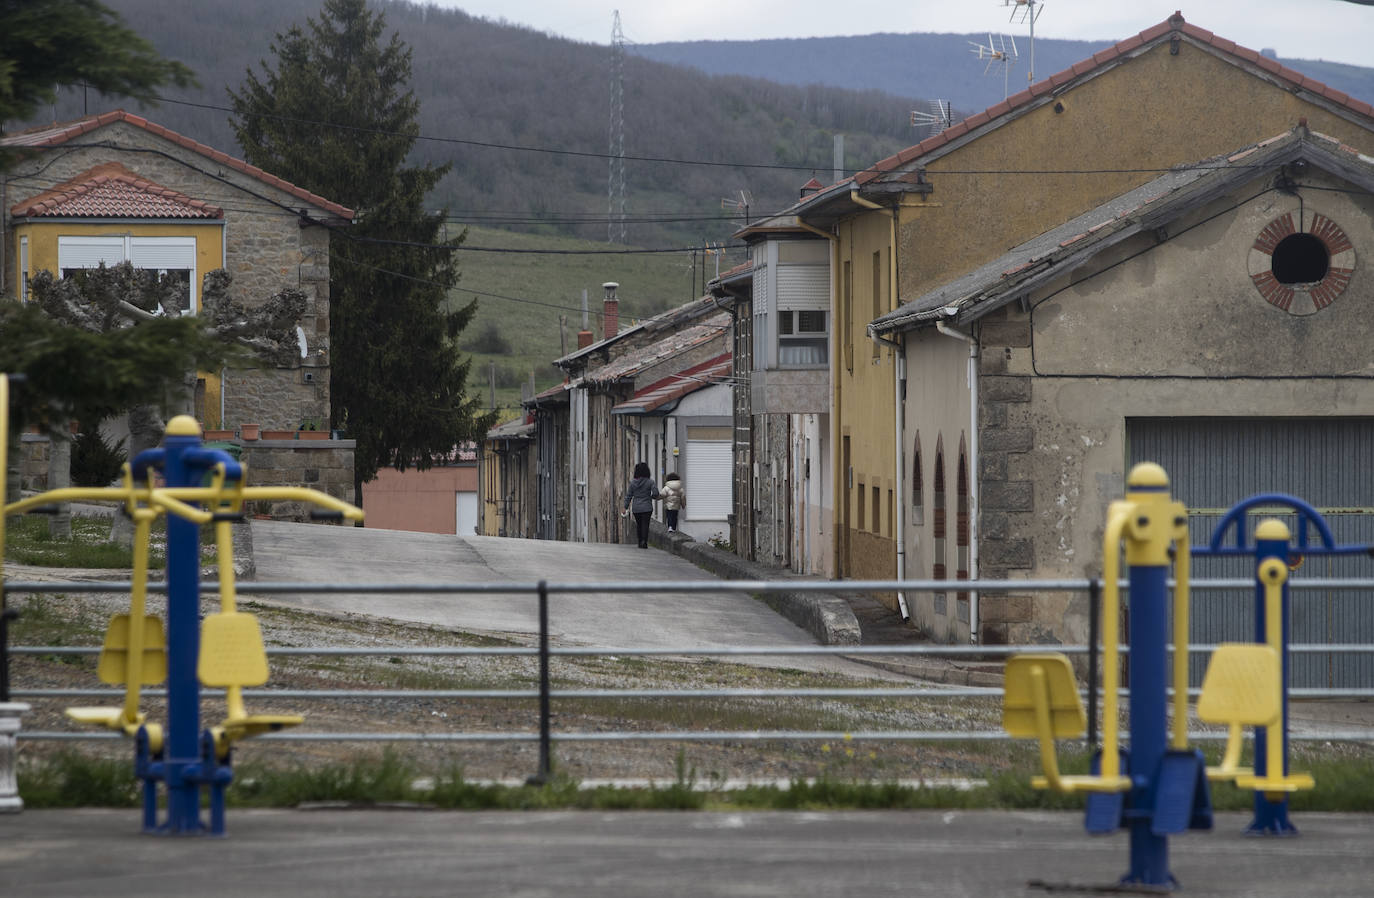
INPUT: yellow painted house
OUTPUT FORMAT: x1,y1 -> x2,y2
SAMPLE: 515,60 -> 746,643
795,13 -> 1374,633
2,110 -> 353,432
9,161 -> 229,423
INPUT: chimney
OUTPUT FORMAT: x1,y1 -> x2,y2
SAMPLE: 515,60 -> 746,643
800,177 -> 824,199
602,281 -> 619,340
577,329 -> 594,349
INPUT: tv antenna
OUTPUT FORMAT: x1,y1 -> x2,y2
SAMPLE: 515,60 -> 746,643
910,99 -> 953,138
1003,0 -> 1044,85
969,33 -> 1018,99
720,189 -> 752,224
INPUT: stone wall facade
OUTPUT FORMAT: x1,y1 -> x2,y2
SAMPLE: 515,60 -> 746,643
1,115 -> 341,432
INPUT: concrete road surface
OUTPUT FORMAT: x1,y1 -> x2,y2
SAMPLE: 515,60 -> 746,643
248,521 -> 879,675
5,808 -> 1373,897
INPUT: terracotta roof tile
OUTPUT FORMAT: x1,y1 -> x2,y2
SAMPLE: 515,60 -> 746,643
2,110 -> 353,221
11,162 -> 223,219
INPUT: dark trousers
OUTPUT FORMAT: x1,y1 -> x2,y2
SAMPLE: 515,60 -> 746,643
634,511 -> 651,547
666,509 -> 679,530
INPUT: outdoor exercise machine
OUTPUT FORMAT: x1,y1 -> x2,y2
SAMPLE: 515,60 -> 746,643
1,409 -> 362,835
1003,463 -> 1317,889
1192,494 -> 1368,834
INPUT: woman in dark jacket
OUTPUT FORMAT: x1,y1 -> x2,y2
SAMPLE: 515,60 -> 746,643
622,461 -> 661,549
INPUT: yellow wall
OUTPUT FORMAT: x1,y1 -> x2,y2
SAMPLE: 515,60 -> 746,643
832,212 -> 899,580
901,42 -> 1374,299
15,220 -> 223,286
13,219 -> 226,427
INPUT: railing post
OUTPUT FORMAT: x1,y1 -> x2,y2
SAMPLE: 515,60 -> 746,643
1086,578 -> 1100,753
527,579 -> 552,785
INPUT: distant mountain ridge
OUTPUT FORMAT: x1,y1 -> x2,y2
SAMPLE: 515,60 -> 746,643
11,3 -> 1373,251
631,31 -> 1374,124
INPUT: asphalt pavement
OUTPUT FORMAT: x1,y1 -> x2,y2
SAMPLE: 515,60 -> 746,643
245,520 -> 878,675
3,808 -> 1372,897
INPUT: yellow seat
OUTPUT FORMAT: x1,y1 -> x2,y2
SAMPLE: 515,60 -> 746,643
1198,643 -> 1314,795
199,609 -> 302,759
1197,643 -> 1279,781
1004,653 -> 1086,739
1003,653 -> 1132,794
199,612 -> 269,687
96,613 -> 167,685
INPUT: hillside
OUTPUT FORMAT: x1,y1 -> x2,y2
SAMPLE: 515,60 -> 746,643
11,0 -> 924,250
632,32 -> 1374,118
454,225 -> 712,416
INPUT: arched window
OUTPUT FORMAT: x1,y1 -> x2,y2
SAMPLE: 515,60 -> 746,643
910,433 -> 924,526
933,438 -> 947,616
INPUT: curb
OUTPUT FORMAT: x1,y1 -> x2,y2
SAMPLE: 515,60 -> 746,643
648,523 -> 862,646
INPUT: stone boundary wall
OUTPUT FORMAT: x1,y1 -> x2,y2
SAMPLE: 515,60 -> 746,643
17,434 -> 355,523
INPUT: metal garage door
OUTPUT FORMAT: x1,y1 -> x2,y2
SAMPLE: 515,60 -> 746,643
1127,417 -> 1374,688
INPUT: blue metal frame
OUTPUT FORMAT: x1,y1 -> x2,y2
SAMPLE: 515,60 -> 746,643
131,431 -> 242,836
1194,492 -> 1368,835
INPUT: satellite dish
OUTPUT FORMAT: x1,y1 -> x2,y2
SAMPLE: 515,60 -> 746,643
296,326 -> 308,359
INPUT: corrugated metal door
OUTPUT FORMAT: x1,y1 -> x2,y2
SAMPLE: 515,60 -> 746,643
1128,417 -> 1374,688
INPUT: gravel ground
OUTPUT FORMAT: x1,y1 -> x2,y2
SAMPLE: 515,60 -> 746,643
6,567 -> 1015,785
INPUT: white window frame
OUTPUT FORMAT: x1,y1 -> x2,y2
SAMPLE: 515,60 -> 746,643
57,235 -> 198,313
19,236 -> 29,300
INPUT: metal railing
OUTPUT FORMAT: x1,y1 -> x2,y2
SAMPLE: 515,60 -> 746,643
8,576 -> 1374,784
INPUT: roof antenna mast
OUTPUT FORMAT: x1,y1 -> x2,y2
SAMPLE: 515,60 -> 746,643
969,33 -> 1018,100
608,11 -> 627,244
1003,0 -> 1044,86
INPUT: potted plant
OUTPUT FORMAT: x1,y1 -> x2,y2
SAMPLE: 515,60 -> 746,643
298,418 -> 329,441
239,423 -> 260,441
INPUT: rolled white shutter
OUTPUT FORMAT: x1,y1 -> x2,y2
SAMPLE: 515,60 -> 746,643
684,440 -> 732,519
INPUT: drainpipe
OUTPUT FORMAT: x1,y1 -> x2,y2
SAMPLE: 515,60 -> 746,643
887,205 -> 909,621
936,313 -> 980,643
870,326 -> 909,621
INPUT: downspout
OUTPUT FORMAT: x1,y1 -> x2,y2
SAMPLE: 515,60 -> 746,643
936,315 -> 980,643
889,206 -> 907,621
871,325 -> 909,622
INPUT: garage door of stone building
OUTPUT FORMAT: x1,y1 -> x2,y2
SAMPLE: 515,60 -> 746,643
1128,417 -> 1374,688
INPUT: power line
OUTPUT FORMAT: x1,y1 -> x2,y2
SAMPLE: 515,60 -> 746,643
143,91 -> 1318,180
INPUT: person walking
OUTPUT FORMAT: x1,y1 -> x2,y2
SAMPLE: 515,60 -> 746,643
622,461 -> 661,549
661,472 -> 685,533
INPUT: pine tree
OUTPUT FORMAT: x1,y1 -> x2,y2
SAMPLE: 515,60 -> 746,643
228,0 -> 494,499
0,0 -> 195,163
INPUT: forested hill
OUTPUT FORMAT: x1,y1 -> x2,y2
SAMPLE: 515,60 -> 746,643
631,32 -> 1374,122
10,0 -> 925,249
12,2 -> 1373,250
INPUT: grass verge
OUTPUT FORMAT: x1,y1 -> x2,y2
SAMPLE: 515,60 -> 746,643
20,747 -> 1374,812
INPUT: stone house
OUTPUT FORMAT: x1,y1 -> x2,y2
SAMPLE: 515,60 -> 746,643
543,291 -> 732,545
792,13 -> 1374,645
871,124 -> 1374,663
1,109 -> 352,432
2,110 -> 358,513
610,350 -> 733,544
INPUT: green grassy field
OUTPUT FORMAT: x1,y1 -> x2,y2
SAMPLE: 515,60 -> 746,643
451,226 -> 743,420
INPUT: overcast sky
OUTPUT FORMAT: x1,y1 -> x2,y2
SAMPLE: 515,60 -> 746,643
427,1 -> 1374,68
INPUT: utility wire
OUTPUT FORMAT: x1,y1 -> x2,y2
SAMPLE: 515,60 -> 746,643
140,91 -> 1311,179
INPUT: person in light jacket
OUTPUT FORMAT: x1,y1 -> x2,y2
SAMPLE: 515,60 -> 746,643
661,472 -> 685,533
622,461 -> 661,549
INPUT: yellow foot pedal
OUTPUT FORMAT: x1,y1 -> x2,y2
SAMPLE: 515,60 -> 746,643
65,706 -> 129,729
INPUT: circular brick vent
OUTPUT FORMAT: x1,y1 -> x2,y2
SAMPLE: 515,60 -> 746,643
1248,212 -> 1356,315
